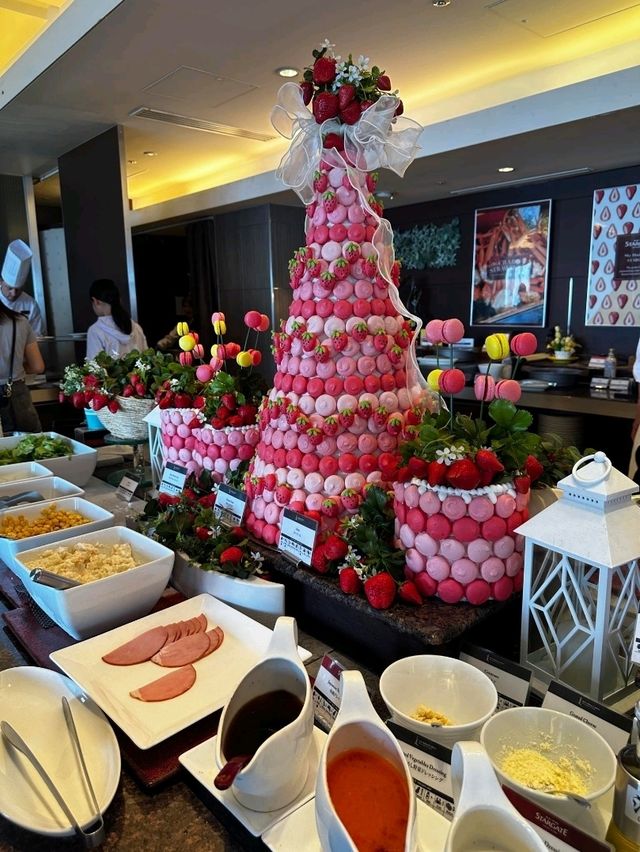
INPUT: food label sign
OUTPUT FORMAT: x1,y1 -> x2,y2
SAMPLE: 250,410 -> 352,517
278,508 -> 318,566
460,644 -> 531,711
159,462 -> 188,497
386,721 -> 455,822
213,484 -> 247,527
312,655 -> 344,731
542,680 -> 632,753
116,473 -> 140,503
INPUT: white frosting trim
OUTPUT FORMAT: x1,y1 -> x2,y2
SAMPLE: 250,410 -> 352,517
402,477 -> 517,502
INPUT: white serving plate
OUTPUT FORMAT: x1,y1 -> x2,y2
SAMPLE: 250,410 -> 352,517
171,550 -> 285,627
14,526 -> 174,639
51,594 -> 312,750
0,666 -> 120,837
0,475 -> 84,506
262,795 -> 450,851
0,496 -> 114,570
0,432 -> 97,486
179,727 -> 327,837
0,460 -> 53,483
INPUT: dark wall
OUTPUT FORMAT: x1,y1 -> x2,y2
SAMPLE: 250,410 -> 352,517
59,126 -> 133,333
132,233 -> 189,348
0,175 -> 32,292
387,163 -> 640,361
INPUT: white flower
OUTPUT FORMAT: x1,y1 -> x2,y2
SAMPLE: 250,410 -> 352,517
135,358 -> 149,374
357,55 -> 370,71
250,551 -> 264,565
169,378 -> 180,389
319,38 -> 336,57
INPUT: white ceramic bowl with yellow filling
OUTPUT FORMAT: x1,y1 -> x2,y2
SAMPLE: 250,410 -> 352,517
379,655 -> 498,748
480,707 -> 616,807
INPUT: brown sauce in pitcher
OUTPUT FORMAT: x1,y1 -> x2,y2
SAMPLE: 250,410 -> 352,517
222,689 -> 303,759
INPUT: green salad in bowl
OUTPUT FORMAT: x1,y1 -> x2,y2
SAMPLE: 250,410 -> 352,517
0,435 -> 72,466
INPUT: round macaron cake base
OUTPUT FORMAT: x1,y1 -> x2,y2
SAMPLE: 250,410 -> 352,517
393,479 -> 529,604
160,408 -> 259,484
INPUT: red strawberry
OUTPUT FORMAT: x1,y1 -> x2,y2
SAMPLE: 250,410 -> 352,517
313,170 -> 328,192
121,384 -> 134,398
193,395 -> 206,409
340,488 -> 361,511
337,83 -> 356,109
398,580 -> 422,606
107,399 -> 119,414
174,393 -> 191,408
311,545 -> 329,573
408,456 -> 429,479
315,344 -> 330,363
394,99 -> 404,117
320,271 -> 336,291
313,56 -> 336,84
352,321 -> 368,343
321,497 -> 341,518
514,474 -> 531,494
479,469 -> 495,487
373,331 -> 389,353
446,459 -> 481,490
323,415 -> 338,436
339,567 -> 362,595
340,101 -> 361,125
405,406 -> 422,426
91,393 -> 108,410
323,190 -> 337,213
388,344 -> 403,365
378,453 -> 400,479
264,473 -> 277,491
427,460 -> 448,487
325,534 -> 348,561
291,320 -> 306,339
364,572 -> 396,610
377,74 -> 391,91
366,172 -> 379,193
396,465 -> 411,483
306,258 -> 320,276
343,242 -> 360,263
338,408 -> 355,428
220,546 -> 244,564
195,526 -> 211,541
395,329 -> 410,349
307,427 -> 323,446
296,415 -> 311,433
301,332 -> 318,352
357,399 -> 373,419
363,255 -> 377,278
372,406 -> 388,428
332,330 -> 348,352
475,449 -> 504,474
323,132 -> 344,151
275,484 -> 292,506
524,455 -> 544,482
300,81 -> 314,105
387,415 -> 403,436
360,99 -> 374,113
333,258 -> 349,280
221,393 -> 236,411
286,404 -> 300,425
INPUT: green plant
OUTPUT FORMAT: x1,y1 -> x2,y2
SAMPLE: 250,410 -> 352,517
394,219 -> 461,270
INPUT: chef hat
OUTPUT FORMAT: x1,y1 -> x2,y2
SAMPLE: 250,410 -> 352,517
1,239 -> 32,288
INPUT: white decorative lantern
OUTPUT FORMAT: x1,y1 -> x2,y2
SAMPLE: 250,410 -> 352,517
518,452 -> 640,705
144,405 -> 163,487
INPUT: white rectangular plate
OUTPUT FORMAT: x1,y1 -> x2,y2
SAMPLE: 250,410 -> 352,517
179,727 -> 327,837
262,796 -> 450,852
50,594 -> 311,750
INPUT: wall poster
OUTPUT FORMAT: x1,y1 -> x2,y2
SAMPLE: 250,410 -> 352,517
471,200 -> 551,327
585,184 -> 640,327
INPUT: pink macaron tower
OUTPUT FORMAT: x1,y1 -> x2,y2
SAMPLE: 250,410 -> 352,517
244,51 -> 437,546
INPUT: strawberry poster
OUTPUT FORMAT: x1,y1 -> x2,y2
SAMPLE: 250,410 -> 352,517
586,183 -> 640,327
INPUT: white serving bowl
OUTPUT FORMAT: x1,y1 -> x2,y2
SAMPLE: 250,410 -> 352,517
0,475 -> 84,506
13,526 -> 175,639
0,496 -> 114,569
0,432 -> 97,487
481,707 -> 616,807
0,461 -> 53,484
379,655 -> 498,748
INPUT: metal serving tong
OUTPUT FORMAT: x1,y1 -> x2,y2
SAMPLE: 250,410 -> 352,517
29,568 -> 81,590
2,705 -> 106,847
0,490 -> 43,509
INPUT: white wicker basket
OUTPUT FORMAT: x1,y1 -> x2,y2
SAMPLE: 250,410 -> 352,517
97,396 -> 156,440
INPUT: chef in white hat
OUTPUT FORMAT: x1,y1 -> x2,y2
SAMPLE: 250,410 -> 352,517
0,239 -> 45,337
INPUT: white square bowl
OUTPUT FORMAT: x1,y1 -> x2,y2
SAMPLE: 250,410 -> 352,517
0,496 -> 114,569
13,526 -> 175,639
0,461 -> 53,484
0,476 -> 84,506
0,433 -> 97,486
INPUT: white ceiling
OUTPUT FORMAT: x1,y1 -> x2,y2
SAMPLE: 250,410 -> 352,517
0,0 -> 638,214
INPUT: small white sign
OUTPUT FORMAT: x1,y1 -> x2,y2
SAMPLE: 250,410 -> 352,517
631,613 -> 640,666
542,680 -> 632,753
159,462 -> 188,497
278,508 -> 318,566
312,655 -> 344,731
386,721 -> 455,822
117,473 -> 140,503
213,484 -> 247,527
460,644 -> 531,711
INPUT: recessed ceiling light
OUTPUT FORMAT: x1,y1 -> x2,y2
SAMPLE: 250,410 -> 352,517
127,159 -> 137,165
276,67 -> 299,78
143,150 -> 158,157
498,166 -> 515,173
432,0 -> 451,6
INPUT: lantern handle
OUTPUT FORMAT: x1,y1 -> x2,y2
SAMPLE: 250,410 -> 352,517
572,452 -> 611,486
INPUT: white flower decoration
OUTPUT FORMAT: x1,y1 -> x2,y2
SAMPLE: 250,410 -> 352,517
357,55 -> 370,71
319,38 -> 336,56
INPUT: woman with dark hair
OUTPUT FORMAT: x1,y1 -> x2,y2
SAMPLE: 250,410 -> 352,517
86,279 -> 147,360
0,300 -> 44,433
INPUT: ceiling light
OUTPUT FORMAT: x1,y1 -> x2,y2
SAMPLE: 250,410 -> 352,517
498,166 -> 515,173
130,107 -> 275,142
276,67 -> 299,78
127,159 -> 137,165
432,0 -> 451,6
37,166 -> 59,182
143,150 -> 158,157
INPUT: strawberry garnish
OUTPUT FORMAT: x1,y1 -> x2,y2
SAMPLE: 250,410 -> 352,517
364,572 -> 396,610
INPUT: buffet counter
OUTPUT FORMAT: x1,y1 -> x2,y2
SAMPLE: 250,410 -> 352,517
457,384 -> 637,420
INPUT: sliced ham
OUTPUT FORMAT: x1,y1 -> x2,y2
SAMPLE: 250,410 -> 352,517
197,613 -> 208,632
130,665 -> 196,702
102,626 -> 169,666
150,631 -> 211,667
200,627 -> 224,658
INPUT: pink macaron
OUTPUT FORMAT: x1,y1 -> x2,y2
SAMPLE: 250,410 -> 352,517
493,535 -> 515,560
415,532 -> 439,558
468,496 -> 494,523
465,579 -> 492,606
495,494 -> 516,519
334,300 -> 353,320
338,453 -> 358,473
452,558 -> 479,585
426,555 -> 451,581
426,514 -> 451,541
439,538 -> 466,563
419,491 -> 442,516
316,299 -> 334,318
337,433 -> 358,453
442,495 -> 467,521
452,517 -> 480,543
301,453 -> 319,473
400,524 -> 416,550
467,538 -> 492,564
492,576 -> 514,601
437,578 -> 465,604
405,548 -> 426,574
481,557 -> 505,583
482,516 -> 507,542
505,552 -> 523,577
